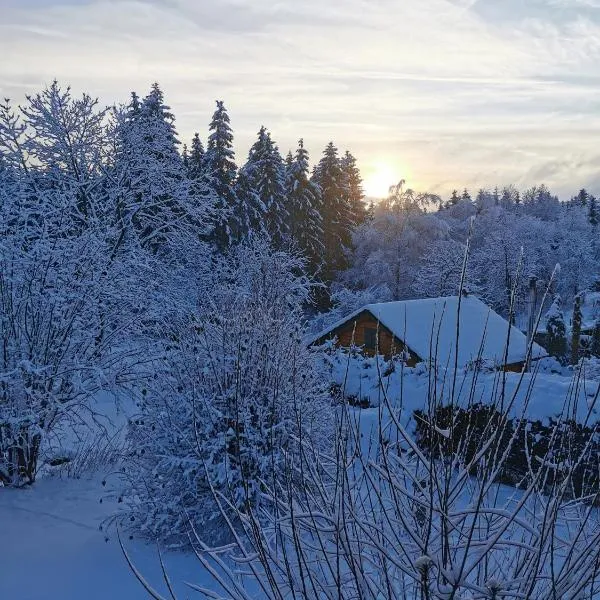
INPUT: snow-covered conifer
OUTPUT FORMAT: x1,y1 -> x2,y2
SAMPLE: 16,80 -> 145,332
202,100 -> 238,251
113,84 -> 209,252
186,132 -> 204,180
241,126 -> 288,246
545,295 -> 568,362
340,150 -> 367,226
285,139 -> 323,272
312,142 -> 354,280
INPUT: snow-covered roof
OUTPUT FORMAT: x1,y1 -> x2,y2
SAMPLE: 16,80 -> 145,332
314,295 -> 547,367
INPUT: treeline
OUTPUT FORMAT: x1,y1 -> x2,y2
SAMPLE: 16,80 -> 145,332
333,180 -> 600,333
0,81 -> 367,279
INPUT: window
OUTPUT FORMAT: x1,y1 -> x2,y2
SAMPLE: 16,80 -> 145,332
364,327 -> 377,350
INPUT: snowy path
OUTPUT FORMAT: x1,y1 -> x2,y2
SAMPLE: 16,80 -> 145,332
0,476 -> 218,600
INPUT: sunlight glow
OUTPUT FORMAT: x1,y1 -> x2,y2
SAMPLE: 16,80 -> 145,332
363,162 -> 404,199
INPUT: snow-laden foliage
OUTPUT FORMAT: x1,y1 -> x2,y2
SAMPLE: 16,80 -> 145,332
545,294 -> 568,363
285,139 -> 324,271
125,239 -> 332,543
202,100 -> 238,251
173,354 -> 600,600
342,182 -> 599,320
0,82 -> 212,487
241,127 -> 289,247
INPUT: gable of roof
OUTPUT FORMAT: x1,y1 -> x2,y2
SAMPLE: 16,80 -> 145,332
313,295 -> 547,368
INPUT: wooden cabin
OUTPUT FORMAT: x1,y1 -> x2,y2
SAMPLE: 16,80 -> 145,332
312,295 -> 547,371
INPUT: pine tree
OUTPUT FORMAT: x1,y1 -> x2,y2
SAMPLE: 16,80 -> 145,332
461,188 -> 471,203
240,126 -> 288,246
447,189 -> 460,207
285,139 -> 324,272
182,144 -> 189,171
203,100 -> 238,252
340,151 -> 366,227
187,132 -> 204,180
312,142 -> 353,280
545,295 -> 568,363
234,166 -> 266,239
571,293 -> 583,365
115,83 -> 193,251
475,189 -> 487,214
575,188 -> 589,207
588,195 -> 598,227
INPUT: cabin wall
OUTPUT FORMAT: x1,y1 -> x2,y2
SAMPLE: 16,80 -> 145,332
319,311 -> 420,364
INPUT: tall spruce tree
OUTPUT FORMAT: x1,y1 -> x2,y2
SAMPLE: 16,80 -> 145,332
203,100 -> 238,252
341,150 -> 366,227
285,139 -> 324,272
185,132 -> 215,236
241,126 -> 288,247
446,189 -> 460,208
312,142 -> 354,281
234,166 -> 266,240
115,83 -> 192,251
187,132 -> 204,180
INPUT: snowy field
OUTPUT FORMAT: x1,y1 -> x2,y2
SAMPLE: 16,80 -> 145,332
0,393 -> 227,600
2,361 -> 599,599
0,476 -> 208,600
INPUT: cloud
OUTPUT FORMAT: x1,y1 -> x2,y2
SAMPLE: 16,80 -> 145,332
1,0 -> 600,198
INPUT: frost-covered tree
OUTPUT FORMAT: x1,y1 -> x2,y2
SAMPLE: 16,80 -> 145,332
202,100 -> 238,251
285,139 -> 323,272
240,127 -> 288,246
588,195 -> 598,227
125,239 -> 331,543
545,294 -> 568,362
312,142 -> 355,280
446,189 -> 460,207
0,90 -> 147,486
186,132 -> 204,180
413,238 -> 468,298
112,84 -> 209,253
343,186 -> 448,299
340,150 -> 367,227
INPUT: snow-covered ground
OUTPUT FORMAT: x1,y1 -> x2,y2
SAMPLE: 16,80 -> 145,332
3,356 -> 599,599
0,475 -> 213,600
325,351 -> 600,423
0,392 -> 236,600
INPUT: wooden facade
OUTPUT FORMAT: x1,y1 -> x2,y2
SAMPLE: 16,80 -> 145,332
314,309 -> 530,371
314,310 -> 421,364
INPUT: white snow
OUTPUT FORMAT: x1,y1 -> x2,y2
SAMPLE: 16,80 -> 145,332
315,295 -> 547,368
324,351 -> 600,424
0,476 -> 212,600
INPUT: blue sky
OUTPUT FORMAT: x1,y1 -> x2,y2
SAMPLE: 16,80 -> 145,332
2,0 -> 600,198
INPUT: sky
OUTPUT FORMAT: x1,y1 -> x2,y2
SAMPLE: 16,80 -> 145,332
1,0 -> 600,199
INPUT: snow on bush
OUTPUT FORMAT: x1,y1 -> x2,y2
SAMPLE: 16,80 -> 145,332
124,239 -> 333,544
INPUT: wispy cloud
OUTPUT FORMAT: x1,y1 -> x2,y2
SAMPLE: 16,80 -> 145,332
1,0 -> 600,197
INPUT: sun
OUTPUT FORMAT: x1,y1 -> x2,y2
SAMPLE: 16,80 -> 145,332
362,162 -> 404,199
